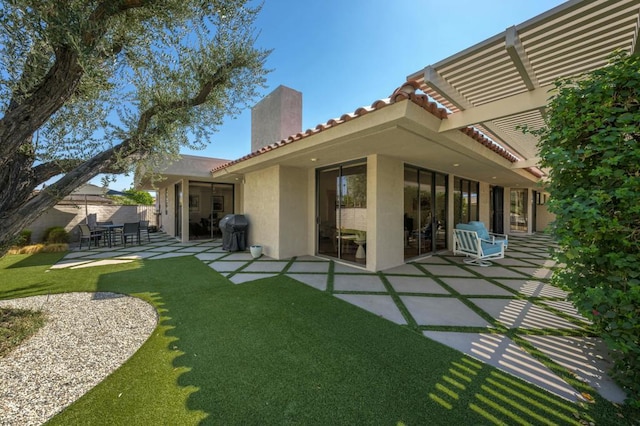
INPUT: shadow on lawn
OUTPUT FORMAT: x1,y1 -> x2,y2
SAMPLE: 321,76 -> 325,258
162,271 -> 609,425
5,252 -> 65,269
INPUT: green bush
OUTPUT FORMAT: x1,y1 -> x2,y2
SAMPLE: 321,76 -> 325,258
16,229 -> 32,247
536,52 -> 640,407
43,226 -> 70,244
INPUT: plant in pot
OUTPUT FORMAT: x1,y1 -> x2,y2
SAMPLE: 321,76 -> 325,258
250,244 -> 263,259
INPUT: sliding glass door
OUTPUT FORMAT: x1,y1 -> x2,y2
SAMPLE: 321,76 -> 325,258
510,189 -> 528,232
317,161 -> 367,264
404,165 -> 447,259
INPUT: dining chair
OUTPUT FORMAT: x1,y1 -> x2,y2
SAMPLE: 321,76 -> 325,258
139,220 -> 151,242
121,222 -> 140,247
79,224 -> 102,249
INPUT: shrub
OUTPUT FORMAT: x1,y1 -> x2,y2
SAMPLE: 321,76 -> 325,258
16,229 -> 32,247
536,52 -> 640,407
7,243 -> 68,255
43,226 -> 70,244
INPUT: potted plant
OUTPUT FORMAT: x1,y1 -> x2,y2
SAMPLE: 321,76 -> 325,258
250,244 -> 263,259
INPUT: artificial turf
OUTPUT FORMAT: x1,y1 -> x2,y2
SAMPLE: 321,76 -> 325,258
0,253 -> 635,425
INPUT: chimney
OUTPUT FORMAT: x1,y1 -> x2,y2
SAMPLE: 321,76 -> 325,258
251,85 -> 302,152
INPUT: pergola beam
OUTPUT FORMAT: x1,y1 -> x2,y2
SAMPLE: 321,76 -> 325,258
438,84 -> 555,132
423,65 -> 473,110
505,26 -> 539,91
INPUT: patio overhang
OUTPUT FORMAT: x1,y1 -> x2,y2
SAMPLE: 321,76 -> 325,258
407,0 -> 640,174
212,98 -> 540,187
136,154 -> 230,190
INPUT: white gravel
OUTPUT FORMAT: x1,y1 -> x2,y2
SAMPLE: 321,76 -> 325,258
0,292 -> 157,426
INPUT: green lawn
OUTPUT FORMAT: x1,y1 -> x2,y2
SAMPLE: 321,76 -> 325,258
0,253 -> 635,425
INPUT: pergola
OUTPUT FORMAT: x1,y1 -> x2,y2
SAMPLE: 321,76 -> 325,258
407,0 -> 640,177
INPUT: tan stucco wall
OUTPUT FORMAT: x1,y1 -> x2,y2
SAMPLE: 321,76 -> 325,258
479,182 -> 491,225
536,203 -> 554,232
242,165 -> 308,258
277,166 -> 309,258
367,154 -> 404,271
244,165 -> 281,256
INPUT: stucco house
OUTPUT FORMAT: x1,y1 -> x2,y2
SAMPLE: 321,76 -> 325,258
137,0 -> 640,272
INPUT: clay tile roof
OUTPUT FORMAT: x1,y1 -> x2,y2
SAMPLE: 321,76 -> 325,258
211,82 -> 521,173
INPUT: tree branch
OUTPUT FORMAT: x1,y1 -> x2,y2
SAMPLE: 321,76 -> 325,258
0,0 -> 152,167
136,57 -> 247,137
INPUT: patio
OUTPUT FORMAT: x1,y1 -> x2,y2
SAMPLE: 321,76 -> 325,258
55,232 -> 625,404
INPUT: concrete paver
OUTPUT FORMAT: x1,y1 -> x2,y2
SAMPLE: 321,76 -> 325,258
285,273 -> 327,291
470,298 -> 582,330
423,331 -> 582,402
335,294 -> 407,325
333,274 -> 385,292
401,296 -> 491,327
439,277 -> 515,296
386,276 -> 449,294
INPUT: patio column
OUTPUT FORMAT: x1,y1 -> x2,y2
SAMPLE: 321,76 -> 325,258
181,178 -> 190,243
367,154 -> 404,271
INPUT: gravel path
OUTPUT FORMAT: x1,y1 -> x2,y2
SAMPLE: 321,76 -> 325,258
0,292 -> 157,426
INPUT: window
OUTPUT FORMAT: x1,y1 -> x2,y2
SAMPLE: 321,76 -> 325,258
454,177 -> 479,225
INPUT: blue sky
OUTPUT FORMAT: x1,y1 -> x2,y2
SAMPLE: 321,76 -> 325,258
104,0 -> 566,191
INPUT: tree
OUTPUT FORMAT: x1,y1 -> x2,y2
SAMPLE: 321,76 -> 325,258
536,52 -> 640,406
110,189 -> 154,205
0,0 -> 269,254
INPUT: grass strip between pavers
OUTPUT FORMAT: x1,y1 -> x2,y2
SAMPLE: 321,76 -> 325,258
0,252 -> 637,425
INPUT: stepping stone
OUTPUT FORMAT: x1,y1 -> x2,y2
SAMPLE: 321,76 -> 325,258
383,263 -> 424,275
401,297 -> 490,327
439,278 -> 514,296
50,260 -> 93,269
469,298 -> 582,330
71,259 -> 134,269
287,274 -> 328,291
195,252 -> 227,261
176,247 -> 210,253
147,252 -> 192,260
540,300 -> 590,323
223,252 -> 253,261
229,273 -> 277,284
466,266 -> 530,278
521,335 -> 626,403
335,294 -> 407,325
423,331 -> 582,402
287,261 -> 330,274
333,263 -> 367,273
243,261 -> 288,273
421,265 -> 476,277
415,256 -> 452,265
386,276 -> 449,294
333,275 -> 385,292
115,252 -> 158,259
145,246 -> 179,252
208,261 -> 248,272
508,267 -> 554,279
62,251 -> 96,259
496,279 -> 568,298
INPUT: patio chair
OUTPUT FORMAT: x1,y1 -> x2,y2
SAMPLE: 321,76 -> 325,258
139,220 -> 151,242
467,221 -> 508,248
453,227 -> 505,266
79,224 -> 102,249
121,222 -> 140,247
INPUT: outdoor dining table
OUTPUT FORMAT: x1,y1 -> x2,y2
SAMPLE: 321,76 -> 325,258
96,224 -> 124,248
